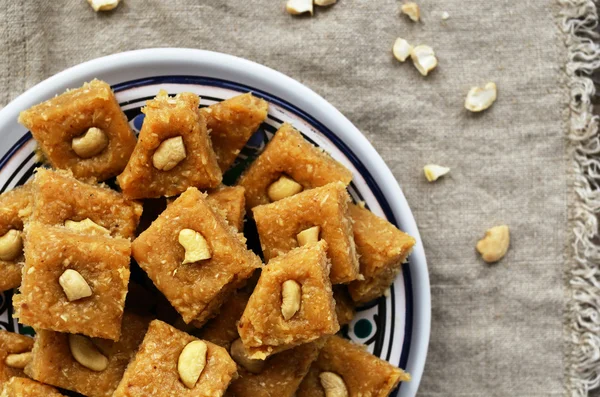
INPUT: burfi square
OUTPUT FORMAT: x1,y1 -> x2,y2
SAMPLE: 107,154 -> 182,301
31,168 -> 142,239
25,312 -> 150,397
201,93 -> 268,172
347,204 -> 416,303
13,223 -> 131,340
198,290 -> 251,350
0,331 -> 34,385
18,79 -> 137,181
207,186 -> 246,231
225,339 -> 324,397
0,184 -> 33,291
296,335 -> 410,397
333,286 -> 355,327
1,377 -> 66,397
237,241 -> 339,359
113,320 -> 237,397
238,123 -> 353,209
117,90 -> 222,199
252,182 -> 360,284
132,187 -> 262,325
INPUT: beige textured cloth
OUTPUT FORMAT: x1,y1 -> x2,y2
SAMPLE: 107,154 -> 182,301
0,1 -> 597,396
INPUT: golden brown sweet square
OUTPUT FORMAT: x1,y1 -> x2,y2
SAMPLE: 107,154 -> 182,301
113,320 -> 237,397
333,286 -> 355,327
225,339 -> 324,397
252,182 -> 360,284
202,93 -> 268,172
13,223 -> 131,340
132,187 -> 262,325
237,123 -> 353,209
31,168 -> 142,240
25,312 -> 149,397
237,241 -> 339,359
0,331 -> 34,386
18,79 -> 137,181
347,204 -> 416,303
207,186 -> 246,231
1,377 -> 66,397
296,335 -> 410,397
198,290 -> 251,350
0,184 -> 33,292
117,90 -> 222,199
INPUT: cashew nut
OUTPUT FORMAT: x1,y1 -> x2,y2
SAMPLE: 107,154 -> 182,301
297,226 -> 321,246
281,280 -> 302,320
72,127 -> 109,159
69,334 -> 109,372
179,229 -> 212,264
4,352 -> 32,369
87,0 -> 120,11
152,136 -> 187,171
286,0 -> 313,15
230,338 -> 265,374
0,230 -> 23,261
319,372 -> 349,397
267,176 -> 303,202
401,2 -> 420,22
178,340 -> 208,389
465,82 -> 497,112
59,269 -> 93,302
423,164 -> 450,182
64,218 -> 110,236
411,45 -> 438,76
393,38 -> 413,62
476,225 -> 510,263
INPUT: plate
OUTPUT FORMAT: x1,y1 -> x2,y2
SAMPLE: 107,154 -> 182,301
0,49 -> 430,396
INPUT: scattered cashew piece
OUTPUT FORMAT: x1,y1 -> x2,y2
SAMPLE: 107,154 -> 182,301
178,340 -> 208,389
423,164 -> 450,182
393,38 -> 413,62
59,269 -> 93,302
286,0 -> 313,15
87,0 -> 120,12
65,218 -> 110,236
401,2 -> 420,22
441,11 -> 450,20
320,371 -> 349,397
69,334 -> 109,372
179,229 -> 212,264
152,136 -> 187,171
281,280 -> 302,320
297,226 -> 321,246
315,0 -> 337,5
411,45 -> 438,76
465,82 -> 498,112
0,230 -> 23,261
476,225 -> 510,263
267,176 -> 303,202
72,127 -> 109,159
5,352 -> 32,369
230,338 -> 266,374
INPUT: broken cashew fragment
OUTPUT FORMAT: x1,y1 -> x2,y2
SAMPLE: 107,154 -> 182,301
315,0 -> 337,5
423,164 -> 450,182
393,38 -> 413,62
152,136 -> 187,171
441,11 -> 450,20
297,226 -> 321,246
69,334 -> 109,372
465,82 -> 497,112
5,352 -> 32,369
0,230 -> 23,261
286,0 -> 313,15
320,372 -> 349,397
411,45 -> 438,76
230,338 -> 265,374
179,229 -> 212,264
87,0 -> 120,12
72,127 -> 109,159
59,269 -> 93,302
267,176 -> 303,202
401,2 -> 420,22
281,280 -> 302,320
178,340 -> 208,389
65,218 -> 110,236
476,225 -> 510,263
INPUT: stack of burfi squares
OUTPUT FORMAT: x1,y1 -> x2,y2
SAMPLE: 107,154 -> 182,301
0,79 -> 414,396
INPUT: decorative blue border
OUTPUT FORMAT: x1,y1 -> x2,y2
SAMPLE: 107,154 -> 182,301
0,75 -> 414,384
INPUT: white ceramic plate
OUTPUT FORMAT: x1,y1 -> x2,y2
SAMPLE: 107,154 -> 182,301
0,49 -> 430,396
